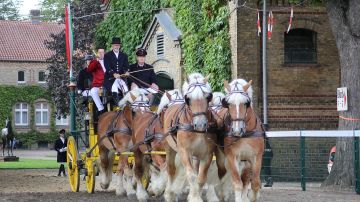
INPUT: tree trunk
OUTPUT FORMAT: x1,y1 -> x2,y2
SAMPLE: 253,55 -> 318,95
322,0 -> 360,190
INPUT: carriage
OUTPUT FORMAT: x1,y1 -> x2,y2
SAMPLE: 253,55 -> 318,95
66,86 -> 163,194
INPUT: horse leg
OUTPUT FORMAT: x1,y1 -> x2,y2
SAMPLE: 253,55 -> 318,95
2,138 -> 5,156
148,155 -> 167,196
207,148 -> 229,202
248,155 -> 263,202
99,147 -> 113,189
178,147 -> 202,202
164,147 -> 177,202
241,162 -> 252,202
115,154 -> 126,196
227,152 -> 244,202
134,149 -> 149,202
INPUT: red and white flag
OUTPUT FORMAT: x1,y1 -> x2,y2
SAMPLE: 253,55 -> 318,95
257,10 -> 261,36
65,3 -> 74,77
267,11 -> 274,39
286,7 -> 293,33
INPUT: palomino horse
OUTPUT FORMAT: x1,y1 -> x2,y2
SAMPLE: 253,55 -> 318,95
220,79 -> 265,202
97,91 -> 144,197
117,89 -> 167,201
163,73 -> 227,202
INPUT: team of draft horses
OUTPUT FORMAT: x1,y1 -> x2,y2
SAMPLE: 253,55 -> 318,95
80,37 -> 265,202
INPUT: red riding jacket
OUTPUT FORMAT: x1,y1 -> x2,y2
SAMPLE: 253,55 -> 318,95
87,60 -> 104,88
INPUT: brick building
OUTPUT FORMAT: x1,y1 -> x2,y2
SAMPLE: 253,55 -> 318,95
228,0 -> 340,181
0,18 -> 65,133
137,11 -> 182,90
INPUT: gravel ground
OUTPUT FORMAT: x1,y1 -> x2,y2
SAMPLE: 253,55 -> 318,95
0,169 -> 359,202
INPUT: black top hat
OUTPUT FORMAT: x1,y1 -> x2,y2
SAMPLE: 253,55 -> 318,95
59,129 -> 66,134
136,48 -> 147,56
112,37 -> 121,44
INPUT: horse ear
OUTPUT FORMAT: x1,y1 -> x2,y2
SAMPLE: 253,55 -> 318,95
243,80 -> 253,92
204,74 -> 211,84
224,80 -> 231,93
165,91 -> 172,100
130,92 -> 137,102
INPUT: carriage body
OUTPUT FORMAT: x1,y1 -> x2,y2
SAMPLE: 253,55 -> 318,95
66,93 -> 161,193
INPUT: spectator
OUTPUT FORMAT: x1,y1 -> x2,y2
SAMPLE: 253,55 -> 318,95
54,129 -> 67,177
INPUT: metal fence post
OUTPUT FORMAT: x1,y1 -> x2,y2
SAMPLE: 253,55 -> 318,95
300,130 -> 306,191
354,130 -> 360,194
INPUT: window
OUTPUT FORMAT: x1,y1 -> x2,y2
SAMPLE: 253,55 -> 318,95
38,71 -> 46,83
284,28 -> 317,64
156,33 -> 164,57
56,116 -> 68,126
35,102 -> 49,126
14,103 -> 28,126
18,71 -> 25,83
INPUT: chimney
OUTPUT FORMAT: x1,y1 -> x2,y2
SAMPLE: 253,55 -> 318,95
30,9 -> 41,24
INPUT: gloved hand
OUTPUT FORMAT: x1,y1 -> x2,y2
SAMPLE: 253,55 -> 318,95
59,148 -> 64,152
77,90 -> 82,94
63,147 -> 67,152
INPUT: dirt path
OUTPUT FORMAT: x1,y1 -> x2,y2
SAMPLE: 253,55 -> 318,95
0,169 -> 359,202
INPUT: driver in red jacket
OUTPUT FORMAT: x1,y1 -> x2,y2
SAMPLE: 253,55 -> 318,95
86,49 -> 106,114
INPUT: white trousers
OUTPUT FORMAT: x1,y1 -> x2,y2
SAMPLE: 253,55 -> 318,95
111,78 -> 129,94
137,88 -> 158,95
81,90 -> 90,97
90,87 -> 104,111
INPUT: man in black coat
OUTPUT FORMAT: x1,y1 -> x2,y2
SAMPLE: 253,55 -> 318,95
128,48 -> 158,93
77,55 -> 93,97
55,129 -> 67,177
104,37 -> 129,104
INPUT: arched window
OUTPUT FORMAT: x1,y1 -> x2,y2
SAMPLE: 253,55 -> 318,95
14,103 -> 28,126
38,71 -> 46,83
18,71 -> 25,83
284,28 -> 317,64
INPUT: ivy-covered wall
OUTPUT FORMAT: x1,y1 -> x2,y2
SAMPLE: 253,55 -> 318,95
0,85 -> 58,146
95,0 -> 231,91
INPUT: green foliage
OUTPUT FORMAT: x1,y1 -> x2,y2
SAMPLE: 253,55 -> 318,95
95,0 -> 168,63
40,0 -> 68,22
0,0 -> 21,20
171,0 -> 231,90
0,85 -> 58,146
95,0 -> 230,90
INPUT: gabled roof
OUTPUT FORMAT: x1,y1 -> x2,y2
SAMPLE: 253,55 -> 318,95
138,11 -> 182,49
0,20 -> 63,62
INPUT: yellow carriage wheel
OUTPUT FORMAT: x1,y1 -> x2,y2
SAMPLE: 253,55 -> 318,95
67,136 -> 80,192
85,160 -> 96,194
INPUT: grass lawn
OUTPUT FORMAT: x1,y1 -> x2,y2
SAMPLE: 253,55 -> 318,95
0,158 -> 64,169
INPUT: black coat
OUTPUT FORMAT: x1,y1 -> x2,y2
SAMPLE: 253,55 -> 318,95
77,68 -> 93,91
55,138 -> 67,163
128,63 -> 157,89
103,50 -> 129,92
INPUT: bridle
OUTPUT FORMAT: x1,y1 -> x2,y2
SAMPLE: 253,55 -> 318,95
184,82 -> 212,118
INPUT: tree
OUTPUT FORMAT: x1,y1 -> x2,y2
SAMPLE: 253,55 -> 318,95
40,0 -> 68,22
321,0 -> 360,190
0,0 -> 22,20
45,0 -> 103,116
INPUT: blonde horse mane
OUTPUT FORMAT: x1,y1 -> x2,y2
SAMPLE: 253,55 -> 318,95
226,79 -> 253,107
156,89 -> 184,114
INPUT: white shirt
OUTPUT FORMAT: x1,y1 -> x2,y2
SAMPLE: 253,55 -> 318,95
98,59 -> 106,72
113,51 -> 119,59
60,137 -> 65,144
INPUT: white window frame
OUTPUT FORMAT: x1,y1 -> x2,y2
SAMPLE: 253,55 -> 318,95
14,103 -> 28,126
56,116 -> 69,126
35,102 -> 49,126
156,33 -> 165,58
17,70 -> 26,84
38,71 -> 46,83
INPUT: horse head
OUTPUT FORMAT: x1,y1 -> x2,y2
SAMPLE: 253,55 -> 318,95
222,79 -> 253,136
182,73 -> 213,132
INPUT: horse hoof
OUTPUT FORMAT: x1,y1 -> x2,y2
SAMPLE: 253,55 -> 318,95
116,188 -> 126,196
100,183 -> 109,190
